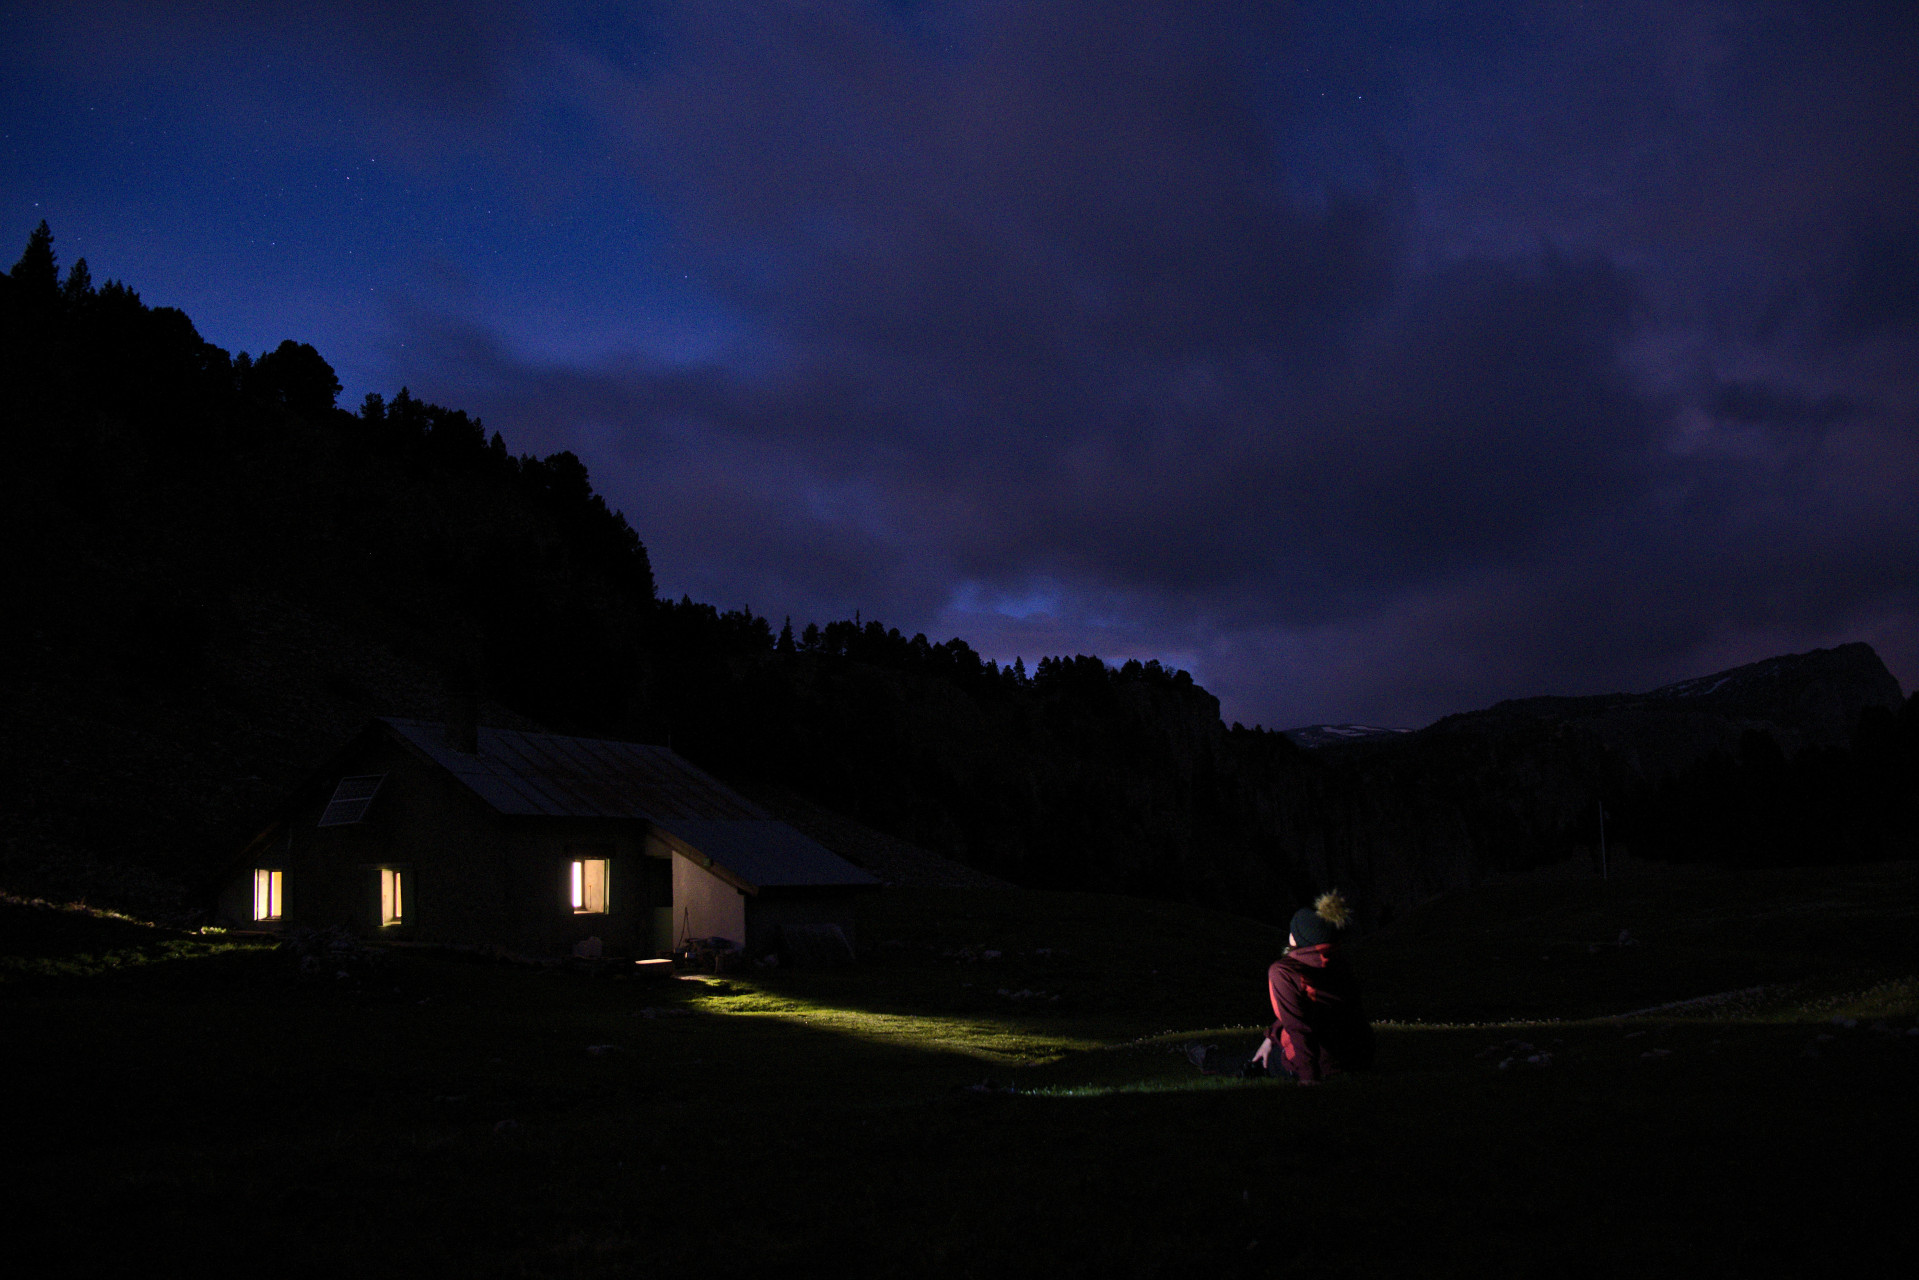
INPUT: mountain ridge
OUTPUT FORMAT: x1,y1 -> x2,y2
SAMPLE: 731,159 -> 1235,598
5,224 -> 1913,928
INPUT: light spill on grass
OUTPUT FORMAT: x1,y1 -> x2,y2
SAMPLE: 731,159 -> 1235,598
6,869 -> 1916,1277
674,975 -> 1106,1063
1025,1077 -> 1269,1098
1820,976 -> 1919,1019
0,938 -> 264,981
664,964 -> 1919,1091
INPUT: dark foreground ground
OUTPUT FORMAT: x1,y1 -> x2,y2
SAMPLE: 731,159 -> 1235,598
4,862 -> 1916,1277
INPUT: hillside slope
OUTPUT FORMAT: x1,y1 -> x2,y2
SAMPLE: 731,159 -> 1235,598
4,224 -> 1912,926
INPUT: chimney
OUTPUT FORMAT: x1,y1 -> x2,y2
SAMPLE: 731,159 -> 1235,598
444,684 -> 480,755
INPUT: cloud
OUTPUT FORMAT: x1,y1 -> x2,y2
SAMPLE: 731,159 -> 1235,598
1706,381 -> 1858,430
377,1 -> 1919,727
28,0 -> 1904,725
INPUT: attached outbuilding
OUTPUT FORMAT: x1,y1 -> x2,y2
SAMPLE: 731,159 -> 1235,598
219,717 -> 879,958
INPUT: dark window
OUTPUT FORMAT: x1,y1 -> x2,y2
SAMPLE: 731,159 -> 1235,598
636,856 -> 672,909
319,775 -> 385,827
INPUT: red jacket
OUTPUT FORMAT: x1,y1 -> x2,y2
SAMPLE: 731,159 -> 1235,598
1266,943 -> 1375,1084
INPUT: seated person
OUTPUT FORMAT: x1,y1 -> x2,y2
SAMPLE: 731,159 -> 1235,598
1251,890 -> 1375,1084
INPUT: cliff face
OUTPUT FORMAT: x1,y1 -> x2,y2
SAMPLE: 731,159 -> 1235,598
1264,644 -> 1912,920
1427,643 -> 1904,777
1641,642 -> 1905,749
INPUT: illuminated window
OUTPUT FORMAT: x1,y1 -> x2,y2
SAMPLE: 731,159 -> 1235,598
571,858 -> 609,914
252,869 -> 283,922
380,867 -> 406,926
319,774 -> 385,827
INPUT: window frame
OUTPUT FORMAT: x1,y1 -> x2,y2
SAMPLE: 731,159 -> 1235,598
570,856 -> 611,915
252,868 -> 283,922
319,774 -> 386,827
379,866 -> 408,927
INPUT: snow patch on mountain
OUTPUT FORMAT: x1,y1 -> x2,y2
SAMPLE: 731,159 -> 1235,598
1282,723 -> 1416,749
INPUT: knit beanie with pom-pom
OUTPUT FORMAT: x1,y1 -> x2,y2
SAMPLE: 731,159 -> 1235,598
1288,890 -> 1353,947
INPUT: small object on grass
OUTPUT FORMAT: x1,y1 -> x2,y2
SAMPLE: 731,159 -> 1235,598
779,923 -> 854,967
493,1120 -> 521,1138
1182,1041 -> 1267,1077
955,1078 -> 1015,1095
1832,1016 -> 1858,1028
1640,1048 -> 1672,1060
586,1044 -> 619,1055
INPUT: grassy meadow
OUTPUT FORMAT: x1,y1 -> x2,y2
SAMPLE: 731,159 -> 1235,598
4,863 -> 1917,1277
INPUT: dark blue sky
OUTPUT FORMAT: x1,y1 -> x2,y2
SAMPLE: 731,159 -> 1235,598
7,1 -> 1916,728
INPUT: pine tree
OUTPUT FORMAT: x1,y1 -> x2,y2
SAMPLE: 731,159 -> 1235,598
61,257 -> 94,308
10,220 -> 58,300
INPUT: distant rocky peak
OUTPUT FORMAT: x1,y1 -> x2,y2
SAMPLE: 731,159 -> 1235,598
1281,723 -> 1416,749
1642,642 -> 1903,741
1649,641 -> 1890,700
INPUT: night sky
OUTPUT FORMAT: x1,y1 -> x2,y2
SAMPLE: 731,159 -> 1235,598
7,2 -> 1916,730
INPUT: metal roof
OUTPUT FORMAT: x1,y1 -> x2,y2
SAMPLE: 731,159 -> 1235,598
654,819 -> 879,889
378,718 -> 877,891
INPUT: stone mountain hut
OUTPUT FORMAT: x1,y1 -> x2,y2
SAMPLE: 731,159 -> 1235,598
220,717 -> 878,959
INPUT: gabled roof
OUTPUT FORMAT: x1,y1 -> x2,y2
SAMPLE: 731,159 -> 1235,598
383,718 -> 760,821
378,718 -> 877,892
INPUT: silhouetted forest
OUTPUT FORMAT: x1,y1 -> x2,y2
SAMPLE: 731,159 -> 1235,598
1618,701 -> 1919,866
4,223 -> 1913,923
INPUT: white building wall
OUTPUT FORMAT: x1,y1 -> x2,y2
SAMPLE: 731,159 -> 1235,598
671,853 -> 746,949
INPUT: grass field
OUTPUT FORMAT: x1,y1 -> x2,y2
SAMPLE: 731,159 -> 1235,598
4,864 -> 1916,1277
